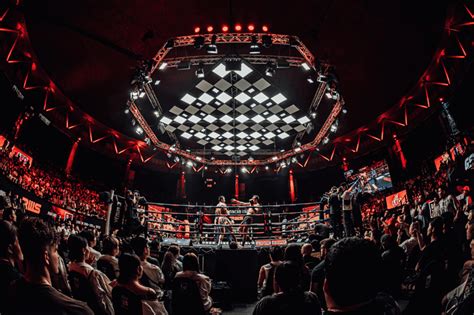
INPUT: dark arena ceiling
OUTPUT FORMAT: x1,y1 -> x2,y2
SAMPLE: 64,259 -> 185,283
10,0 -> 455,168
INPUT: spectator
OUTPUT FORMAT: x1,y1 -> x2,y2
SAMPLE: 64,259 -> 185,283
310,238 -> 337,309
0,220 -> 23,313
112,253 -> 168,315
437,186 -> 458,215
79,229 -> 101,265
167,245 -> 183,270
257,246 -> 283,297
131,237 -> 165,296
253,261 -> 321,315
380,234 -> 405,298
301,243 -> 320,270
7,217 -> 93,314
174,253 -> 213,312
97,235 -> 120,280
67,234 -> 114,315
161,251 -> 181,290
323,237 -> 399,314
284,244 -> 311,290
2,207 -> 16,223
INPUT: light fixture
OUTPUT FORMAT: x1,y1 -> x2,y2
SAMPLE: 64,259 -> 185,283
241,166 -> 247,173
265,62 -> 275,77
342,108 -> 348,114
124,108 -> 130,114
265,166 -> 269,170
307,76 -> 314,84
195,63 -> 205,78
235,24 -> 242,31
154,79 -> 160,86
262,25 -> 269,32
206,26 -> 213,33
249,36 -> 260,54
194,26 -> 201,34
301,62 -> 310,71
186,160 -> 194,167
310,112 -> 317,119
206,35 -> 218,54
135,126 -> 143,135
139,91 -> 146,98
222,25 -> 229,32
153,110 -> 160,117
322,137 -> 329,144
159,62 -> 168,70
248,24 -> 255,31
226,167 -> 232,173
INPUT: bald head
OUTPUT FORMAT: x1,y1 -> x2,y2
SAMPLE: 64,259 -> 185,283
301,243 -> 313,256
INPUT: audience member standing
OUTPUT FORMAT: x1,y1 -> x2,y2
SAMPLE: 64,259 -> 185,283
257,246 -> 283,297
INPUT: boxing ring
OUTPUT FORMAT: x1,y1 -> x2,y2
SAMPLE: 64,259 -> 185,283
142,201 -> 328,248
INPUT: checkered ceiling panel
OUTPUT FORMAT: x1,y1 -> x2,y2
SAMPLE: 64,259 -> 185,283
159,61 -> 310,156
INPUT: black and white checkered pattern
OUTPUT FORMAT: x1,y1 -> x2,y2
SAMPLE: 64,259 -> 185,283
159,61 -> 310,156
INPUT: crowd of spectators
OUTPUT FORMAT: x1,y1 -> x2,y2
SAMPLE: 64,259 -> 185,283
0,147 -> 106,219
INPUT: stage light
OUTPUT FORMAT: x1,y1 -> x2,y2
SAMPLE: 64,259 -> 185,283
254,92 -> 269,103
160,116 -> 172,125
301,62 -> 310,71
223,131 -> 233,139
265,166 -> 269,170
174,116 -> 186,124
262,35 -> 272,48
135,126 -> 143,135
248,24 -> 255,31
153,110 -> 160,117
294,147 -> 302,153
206,35 -> 218,54
165,39 -> 174,49
272,156 -> 278,161
265,62 -> 275,77
174,156 -> 180,162
325,91 -> 332,99
181,132 -> 192,139
241,166 -> 247,173
291,157 -> 297,163
322,137 -> 329,144
226,167 -> 232,173
342,108 -> 348,114
186,160 -> 194,167
235,24 -> 242,31
139,91 -> 146,98
195,63 -> 205,78
154,79 -> 160,85
281,161 -> 287,168
181,93 -> 196,104
251,115 -> 264,124
234,63 -> 253,78
278,132 -> 290,139
264,131 -> 276,139
262,25 -> 269,32
249,36 -> 260,54
159,62 -> 168,70
204,166 -> 208,170
194,36 -> 205,49
307,76 -> 314,84
310,112 -> 317,119
271,93 -> 287,104
330,122 -> 338,132
144,75 -> 152,84
131,119 -> 136,126
237,145 -> 246,151
236,92 -> 251,103
194,26 -> 201,33
124,108 -> 130,114
317,73 -> 327,83
206,26 -> 214,32
222,25 -> 229,32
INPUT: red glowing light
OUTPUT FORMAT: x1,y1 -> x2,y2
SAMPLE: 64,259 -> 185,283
194,26 -> 200,33
235,24 -> 242,31
206,26 -> 213,32
248,24 -> 255,31
222,25 -> 229,32
262,25 -> 269,32
439,97 -> 444,102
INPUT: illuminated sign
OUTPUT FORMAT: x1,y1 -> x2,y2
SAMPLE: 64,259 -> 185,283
22,197 -> 42,214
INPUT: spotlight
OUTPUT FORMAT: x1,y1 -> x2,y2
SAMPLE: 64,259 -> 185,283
206,25 -> 214,33
307,76 -> 314,84
291,157 -> 297,163
325,92 -> 332,98
154,79 -> 160,86
241,166 -> 247,173
139,91 -> 146,98
153,110 -> 160,117
222,25 -> 229,32
249,36 -> 260,54
342,108 -> 348,114
262,35 -> 272,48
195,63 -> 205,78
174,156 -> 180,163
310,112 -> 317,119
235,24 -> 242,31
158,62 -> 168,70
206,35 -> 218,54
144,137 -> 151,145
226,167 -> 232,173
248,24 -> 255,31
281,161 -> 287,168
265,165 -> 269,170
301,62 -> 311,71
130,91 -> 139,100
317,73 -> 327,83
131,119 -> 136,126
124,108 -> 130,114
322,137 -> 329,144
262,25 -> 269,32
265,62 -> 275,77
194,26 -> 201,33
135,126 -> 143,135
186,160 -> 194,168
194,36 -> 205,49
330,124 -> 337,132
